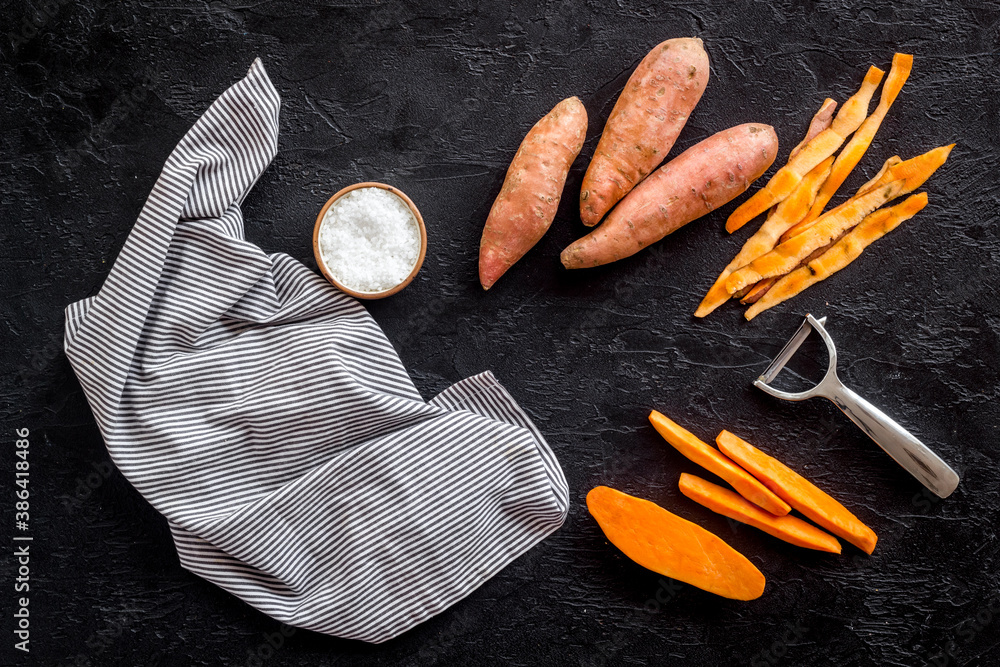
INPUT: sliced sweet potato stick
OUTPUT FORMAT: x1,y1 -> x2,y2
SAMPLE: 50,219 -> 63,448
802,53 -> 913,226
649,411 -> 791,516
678,473 -> 842,554
587,486 -> 766,600
725,66 -> 885,233
725,144 -> 952,294
779,155 -> 902,244
745,193 -> 928,320
695,156 -> 834,317
716,431 -> 878,554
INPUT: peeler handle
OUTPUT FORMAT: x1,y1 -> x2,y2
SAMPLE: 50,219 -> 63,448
827,382 -> 960,498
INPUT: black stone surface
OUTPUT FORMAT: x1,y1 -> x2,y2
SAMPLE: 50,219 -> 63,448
2,1 -> 999,665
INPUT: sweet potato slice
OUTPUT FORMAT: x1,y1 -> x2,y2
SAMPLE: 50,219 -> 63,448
587,485 -> 766,600
695,156 -> 833,317
804,54 -> 913,224
649,411 -> 790,516
744,193 -> 927,320
679,473 -> 842,554
725,144 -> 952,294
725,66 -> 885,233
716,431 -> 877,554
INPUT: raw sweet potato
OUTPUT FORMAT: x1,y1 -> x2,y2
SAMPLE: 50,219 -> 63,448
725,65 -> 885,232
579,37 -> 709,226
587,485 -> 766,600
479,97 -> 588,289
744,193 -> 927,320
648,411 -> 791,516
562,123 -> 778,269
679,473 -> 842,554
725,144 -> 953,294
716,431 -> 877,554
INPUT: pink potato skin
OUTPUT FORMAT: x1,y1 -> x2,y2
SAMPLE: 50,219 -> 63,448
561,123 -> 778,269
579,37 -> 710,226
479,97 -> 588,289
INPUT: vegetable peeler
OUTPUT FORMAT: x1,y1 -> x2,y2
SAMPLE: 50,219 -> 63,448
754,314 -> 960,498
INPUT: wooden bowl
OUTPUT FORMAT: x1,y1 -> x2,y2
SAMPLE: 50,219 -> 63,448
312,182 -> 427,299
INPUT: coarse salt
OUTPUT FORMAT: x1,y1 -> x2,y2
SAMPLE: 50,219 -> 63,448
318,187 -> 421,293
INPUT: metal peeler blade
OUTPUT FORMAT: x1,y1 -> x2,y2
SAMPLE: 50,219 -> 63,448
753,314 -> 960,499
758,315 -> 826,384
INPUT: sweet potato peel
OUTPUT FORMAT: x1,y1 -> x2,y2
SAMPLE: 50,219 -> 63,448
725,144 -> 952,294
716,431 -> 877,554
679,473 -> 842,554
790,98 -> 837,159
745,193 -> 928,320
780,154 -> 902,244
649,411 -> 791,516
695,155 -> 833,317
587,485 -> 766,600
803,53 -> 913,225
725,65 -> 885,232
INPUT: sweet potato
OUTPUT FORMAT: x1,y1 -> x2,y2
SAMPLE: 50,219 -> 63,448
587,485 -> 766,600
745,193 -> 927,320
804,54 -> 913,224
479,97 -> 588,289
562,124 -> 778,269
694,156 -> 833,317
648,411 -> 790,516
725,65 -> 885,233
716,431 -> 877,554
579,37 -> 710,226
678,473 -> 842,554
725,144 -> 953,294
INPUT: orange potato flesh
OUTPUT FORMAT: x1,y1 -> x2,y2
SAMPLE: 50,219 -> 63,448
695,156 -> 833,317
479,97 -> 588,289
745,193 -> 927,320
649,411 -> 791,516
716,431 -> 877,554
587,485 -> 766,600
679,473 -> 842,554
803,53 -> 913,225
725,66 -> 884,233
580,38 -> 710,226
725,144 -> 952,294
562,123 -> 777,269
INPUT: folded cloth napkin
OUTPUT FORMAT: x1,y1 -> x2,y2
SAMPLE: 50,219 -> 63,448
63,59 -> 569,643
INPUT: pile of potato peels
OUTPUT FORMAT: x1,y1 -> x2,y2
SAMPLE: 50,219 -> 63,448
696,53 -> 953,320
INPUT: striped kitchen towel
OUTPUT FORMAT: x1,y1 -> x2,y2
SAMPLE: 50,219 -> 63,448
63,59 -> 569,643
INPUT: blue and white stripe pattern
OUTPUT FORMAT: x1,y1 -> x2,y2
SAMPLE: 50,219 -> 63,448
64,60 -> 569,643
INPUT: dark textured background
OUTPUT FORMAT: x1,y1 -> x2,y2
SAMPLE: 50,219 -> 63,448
3,1 -> 1000,665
